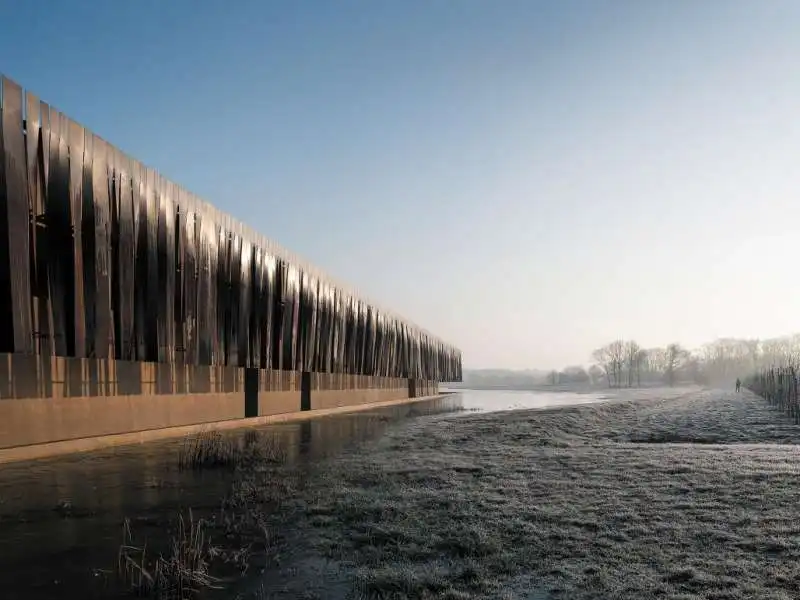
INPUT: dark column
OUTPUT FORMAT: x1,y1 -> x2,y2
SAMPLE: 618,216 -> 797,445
301,370 -> 311,411
244,367 -> 259,418
408,378 -> 416,399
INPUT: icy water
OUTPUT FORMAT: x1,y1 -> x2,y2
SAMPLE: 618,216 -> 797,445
0,389 -> 613,599
444,387 -> 611,413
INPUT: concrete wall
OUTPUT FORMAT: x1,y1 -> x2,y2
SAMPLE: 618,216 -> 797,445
310,373 -> 410,410
0,353 -> 438,449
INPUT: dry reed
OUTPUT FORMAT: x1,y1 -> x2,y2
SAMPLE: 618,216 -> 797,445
117,509 -> 220,598
178,430 -> 287,471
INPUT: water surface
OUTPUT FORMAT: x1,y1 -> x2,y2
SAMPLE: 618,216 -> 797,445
444,387 -> 611,413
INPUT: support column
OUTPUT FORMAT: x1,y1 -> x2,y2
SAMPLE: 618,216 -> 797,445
244,367 -> 259,418
301,370 -> 311,411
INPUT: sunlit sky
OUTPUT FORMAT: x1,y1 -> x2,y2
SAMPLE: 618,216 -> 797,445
2,1 -> 800,369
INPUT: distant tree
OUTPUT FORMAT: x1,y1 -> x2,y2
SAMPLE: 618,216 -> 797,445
743,339 -> 760,372
684,354 -> 701,384
607,340 -> 626,388
561,365 -> 590,384
699,338 -> 755,385
581,333 -> 800,391
635,348 -> 648,386
644,347 -> 668,381
588,364 -> 605,385
592,347 -> 613,387
624,341 -> 643,387
593,340 -> 626,387
665,343 -> 689,386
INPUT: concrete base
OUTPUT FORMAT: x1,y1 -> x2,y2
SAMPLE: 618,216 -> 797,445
0,353 -> 439,455
0,392 -> 243,448
0,393 -> 448,464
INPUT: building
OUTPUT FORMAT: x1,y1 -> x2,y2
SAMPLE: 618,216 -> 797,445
0,74 -> 462,456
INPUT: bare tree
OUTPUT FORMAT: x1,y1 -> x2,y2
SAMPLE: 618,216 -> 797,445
586,334 -> 800,391
643,347 -> 667,382
665,343 -> 689,386
683,353 -> 702,383
624,341 -> 643,387
743,338 -> 760,373
592,340 -> 629,388
700,338 -> 760,385
608,340 -> 626,388
635,347 -> 647,386
587,364 -> 604,385
592,346 -> 613,387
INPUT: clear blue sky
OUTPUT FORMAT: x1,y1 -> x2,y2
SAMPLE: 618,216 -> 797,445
3,1 -> 800,369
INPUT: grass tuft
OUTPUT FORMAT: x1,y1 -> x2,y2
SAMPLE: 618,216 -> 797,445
178,430 -> 287,471
117,509 -> 220,598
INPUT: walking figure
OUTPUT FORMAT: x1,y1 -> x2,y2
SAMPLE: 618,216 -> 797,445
735,377 -> 741,393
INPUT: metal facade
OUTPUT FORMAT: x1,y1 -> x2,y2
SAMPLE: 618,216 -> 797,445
0,75 -> 462,383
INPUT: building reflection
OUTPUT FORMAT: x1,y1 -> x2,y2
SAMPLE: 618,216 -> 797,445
0,394 -> 462,600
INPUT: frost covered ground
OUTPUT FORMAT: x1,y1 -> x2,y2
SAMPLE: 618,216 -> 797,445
252,387 -> 800,599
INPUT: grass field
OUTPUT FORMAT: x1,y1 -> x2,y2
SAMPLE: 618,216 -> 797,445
242,388 -> 800,599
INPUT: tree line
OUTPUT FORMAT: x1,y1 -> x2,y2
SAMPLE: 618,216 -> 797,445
549,335 -> 800,389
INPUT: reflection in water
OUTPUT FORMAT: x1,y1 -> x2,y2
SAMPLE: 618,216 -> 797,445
0,395 -> 461,599
300,421 -> 312,455
0,390 -> 612,599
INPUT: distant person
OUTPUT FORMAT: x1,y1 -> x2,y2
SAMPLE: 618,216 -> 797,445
735,378 -> 741,393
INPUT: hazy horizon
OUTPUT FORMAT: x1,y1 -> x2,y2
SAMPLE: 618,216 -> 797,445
4,1 -> 800,370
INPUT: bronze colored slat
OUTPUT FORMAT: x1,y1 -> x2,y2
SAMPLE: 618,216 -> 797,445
0,77 -> 34,353
67,118 -> 86,358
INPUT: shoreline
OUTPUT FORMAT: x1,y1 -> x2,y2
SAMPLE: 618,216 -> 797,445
0,393 -> 452,465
